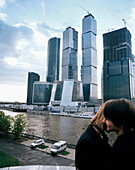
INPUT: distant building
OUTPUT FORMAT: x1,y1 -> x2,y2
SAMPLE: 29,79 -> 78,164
81,14 -> 98,104
62,27 -> 78,81
60,79 -> 83,106
26,72 -> 40,105
32,82 -> 53,105
46,37 -> 60,83
103,27 -> 134,101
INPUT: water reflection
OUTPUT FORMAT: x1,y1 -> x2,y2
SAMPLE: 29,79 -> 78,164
1,110 -> 91,145
26,113 -> 90,145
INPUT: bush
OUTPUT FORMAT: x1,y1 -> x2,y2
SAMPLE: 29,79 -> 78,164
12,114 -> 27,139
0,111 -> 27,139
0,111 -> 12,135
59,150 -> 70,155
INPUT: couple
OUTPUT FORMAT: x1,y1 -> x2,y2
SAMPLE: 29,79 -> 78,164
75,98 -> 135,169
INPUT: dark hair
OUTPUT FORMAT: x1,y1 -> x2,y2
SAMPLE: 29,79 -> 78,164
91,99 -> 113,131
103,98 -> 135,131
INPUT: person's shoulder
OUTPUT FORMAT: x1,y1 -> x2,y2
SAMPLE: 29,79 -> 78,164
76,125 -> 95,146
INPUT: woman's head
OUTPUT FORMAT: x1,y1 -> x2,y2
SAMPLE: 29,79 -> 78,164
103,98 -> 135,132
91,100 -> 113,131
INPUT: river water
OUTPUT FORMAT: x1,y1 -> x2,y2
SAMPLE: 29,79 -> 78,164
1,109 -> 91,145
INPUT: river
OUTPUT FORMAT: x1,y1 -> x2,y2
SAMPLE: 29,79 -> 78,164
1,109 -> 91,145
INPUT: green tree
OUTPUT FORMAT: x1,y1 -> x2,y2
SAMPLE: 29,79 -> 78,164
0,111 -> 12,135
12,114 -> 27,139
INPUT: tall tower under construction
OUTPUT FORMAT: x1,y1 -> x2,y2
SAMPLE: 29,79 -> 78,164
81,14 -> 98,104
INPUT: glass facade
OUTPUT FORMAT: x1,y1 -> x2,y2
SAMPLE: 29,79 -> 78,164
72,81 -> 83,102
33,82 -> 53,105
49,81 -> 63,105
27,72 -> 40,105
81,14 -> 98,103
83,83 -> 98,103
103,27 -> 134,101
61,80 -> 83,106
54,81 -> 63,100
132,63 -> 135,98
62,27 -> 78,80
46,37 -> 60,83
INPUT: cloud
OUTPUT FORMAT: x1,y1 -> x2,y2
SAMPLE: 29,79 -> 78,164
0,20 -> 34,58
0,0 -> 7,21
41,0 -> 45,16
0,20 -> 37,84
0,0 -> 6,8
130,8 -> 135,22
0,19 -> 63,86
128,8 -> 135,54
0,11 -> 7,21
36,22 -> 63,37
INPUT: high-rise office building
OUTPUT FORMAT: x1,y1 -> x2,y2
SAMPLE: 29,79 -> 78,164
103,27 -> 134,101
46,37 -> 60,83
49,81 -> 63,106
33,82 -> 53,105
81,14 -> 98,103
61,79 -> 83,106
62,27 -> 78,80
26,72 -> 40,105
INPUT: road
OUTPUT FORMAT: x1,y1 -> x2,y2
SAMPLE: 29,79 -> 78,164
0,135 -> 75,167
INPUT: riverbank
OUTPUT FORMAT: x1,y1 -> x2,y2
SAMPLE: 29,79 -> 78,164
0,109 -> 91,145
27,109 -> 95,119
0,131 -> 75,161
1,107 -> 94,119
0,133 -> 75,167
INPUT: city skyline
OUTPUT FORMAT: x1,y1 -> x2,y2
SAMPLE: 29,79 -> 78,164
0,0 -> 135,102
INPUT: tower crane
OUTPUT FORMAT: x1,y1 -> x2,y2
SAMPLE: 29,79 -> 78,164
77,3 -> 90,15
122,19 -> 127,27
122,19 -> 131,29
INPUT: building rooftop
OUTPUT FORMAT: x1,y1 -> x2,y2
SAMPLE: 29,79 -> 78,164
84,13 -> 94,19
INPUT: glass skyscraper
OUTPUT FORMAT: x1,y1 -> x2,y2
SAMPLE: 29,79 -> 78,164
33,82 -> 53,105
61,79 -> 83,106
103,27 -> 134,101
81,14 -> 98,104
46,37 -> 60,83
49,81 -> 63,106
26,72 -> 40,105
62,27 -> 78,80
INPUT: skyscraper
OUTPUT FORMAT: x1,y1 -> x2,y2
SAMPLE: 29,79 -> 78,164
49,81 -> 63,106
81,14 -> 98,103
61,79 -> 83,106
46,37 -> 60,83
62,27 -> 78,81
32,82 -> 53,105
103,27 -> 134,101
26,72 -> 40,105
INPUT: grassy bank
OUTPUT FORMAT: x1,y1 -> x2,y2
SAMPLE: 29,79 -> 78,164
0,150 -> 20,168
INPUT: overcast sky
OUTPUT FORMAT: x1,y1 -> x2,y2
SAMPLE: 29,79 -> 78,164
0,0 -> 135,102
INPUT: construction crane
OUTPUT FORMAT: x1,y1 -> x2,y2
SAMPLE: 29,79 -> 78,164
77,3 -> 90,15
122,19 -> 131,29
122,19 -> 127,27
